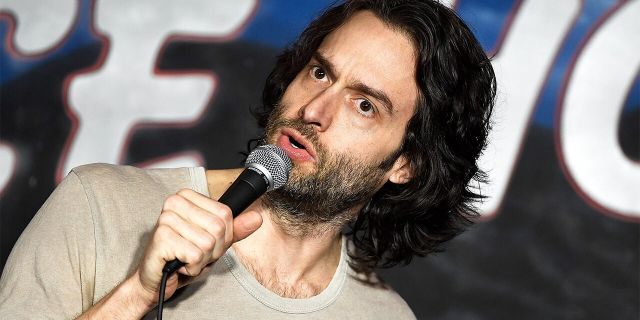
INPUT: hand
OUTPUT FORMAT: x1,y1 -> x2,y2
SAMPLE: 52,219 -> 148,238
76,189 -> 262,319
133,188 -> 263,305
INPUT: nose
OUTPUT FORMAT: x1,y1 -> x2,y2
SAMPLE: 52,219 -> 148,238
298,88 -> 339,131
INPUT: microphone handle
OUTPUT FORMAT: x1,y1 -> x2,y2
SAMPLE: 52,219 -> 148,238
219,168 -> 269,218
163,168 -> 268,274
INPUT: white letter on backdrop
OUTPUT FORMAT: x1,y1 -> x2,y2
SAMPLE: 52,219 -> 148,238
559,1 -> 640,218
477,0 -> 580,217
63,0 -> 256,177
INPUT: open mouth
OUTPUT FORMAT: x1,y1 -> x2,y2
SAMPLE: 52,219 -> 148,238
289,136 -> 305,149
277,128 -> 317,162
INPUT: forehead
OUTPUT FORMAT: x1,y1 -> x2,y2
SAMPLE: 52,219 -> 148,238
317,10 -> 418,119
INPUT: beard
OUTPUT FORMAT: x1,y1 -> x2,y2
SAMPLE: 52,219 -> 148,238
262,105 -> 400,236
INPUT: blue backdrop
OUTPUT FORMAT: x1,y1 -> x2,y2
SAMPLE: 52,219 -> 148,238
1,0 -> 638,318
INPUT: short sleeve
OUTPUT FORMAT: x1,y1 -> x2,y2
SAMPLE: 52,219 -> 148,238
0,171 -> 96,319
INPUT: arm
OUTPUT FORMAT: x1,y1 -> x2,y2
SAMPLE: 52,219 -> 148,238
75,272 -> 155,319
0,172 -> 95,318
76,188 -> 263,319
0,173 -> 262,319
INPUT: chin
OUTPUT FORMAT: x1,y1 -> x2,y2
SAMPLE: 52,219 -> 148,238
289,162 -> 316,177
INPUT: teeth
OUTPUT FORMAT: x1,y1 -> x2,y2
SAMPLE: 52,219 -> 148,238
289,137 -> 303,149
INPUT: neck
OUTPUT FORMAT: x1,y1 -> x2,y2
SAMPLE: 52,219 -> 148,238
233,204 -> 343,298
206,169 -> 344,298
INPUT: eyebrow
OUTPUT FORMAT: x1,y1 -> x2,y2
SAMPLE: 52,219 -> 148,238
312,52 -> 395,115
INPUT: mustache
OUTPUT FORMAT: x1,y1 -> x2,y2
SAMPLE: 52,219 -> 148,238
265,110 -> 324,159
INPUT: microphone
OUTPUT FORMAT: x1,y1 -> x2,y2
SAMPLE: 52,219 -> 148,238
162,144 -> 292,274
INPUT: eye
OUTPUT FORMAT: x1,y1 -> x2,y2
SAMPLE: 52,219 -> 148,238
310,66 -> 328,82
355,98 -> 375,118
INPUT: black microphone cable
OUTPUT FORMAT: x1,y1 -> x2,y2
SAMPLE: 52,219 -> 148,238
157,270 -> 170,320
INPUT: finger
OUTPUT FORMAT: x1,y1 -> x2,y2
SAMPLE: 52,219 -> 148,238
178,264 -> 213,289
173,190 -> 234,247
178,189 -> 234,245
153,224 -> 207,277
157,211 -> 217,264
164,192 -> 232,250
232,211 -> 263,243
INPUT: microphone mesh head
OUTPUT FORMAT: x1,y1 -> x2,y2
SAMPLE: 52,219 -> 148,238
245,145 -> 292,190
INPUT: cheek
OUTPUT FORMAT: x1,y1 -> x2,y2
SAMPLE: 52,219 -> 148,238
279,85 -> 305,117
281,70 -> 313,100
332,126 -> 404,160
321,127 -> 375,156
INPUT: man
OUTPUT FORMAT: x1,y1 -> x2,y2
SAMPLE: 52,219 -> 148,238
0,0 -> 495,318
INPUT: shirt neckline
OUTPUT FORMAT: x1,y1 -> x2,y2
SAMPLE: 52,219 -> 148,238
190,167 -> 348,313
223,240 -> 347,314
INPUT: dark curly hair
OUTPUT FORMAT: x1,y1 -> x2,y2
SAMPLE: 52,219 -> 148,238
253,0 -> 496,273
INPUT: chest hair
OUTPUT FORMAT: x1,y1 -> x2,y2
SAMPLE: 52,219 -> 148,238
237,253 -> 327,298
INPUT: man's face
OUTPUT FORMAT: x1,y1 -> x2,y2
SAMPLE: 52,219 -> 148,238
264,11 -> 418,228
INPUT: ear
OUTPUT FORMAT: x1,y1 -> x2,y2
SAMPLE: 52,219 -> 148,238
387,155 -> 413,185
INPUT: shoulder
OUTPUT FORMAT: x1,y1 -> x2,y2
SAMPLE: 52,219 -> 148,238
68,163 -> 208,222
72,163 -> 197,187
325,238 -> 416,319
338,268 -> 416,319
66,163 -> 208,234
335,268 -> 416,319
70,163 -> 207,197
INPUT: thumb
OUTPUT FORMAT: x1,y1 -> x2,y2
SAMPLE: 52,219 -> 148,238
232,211 -> 263,242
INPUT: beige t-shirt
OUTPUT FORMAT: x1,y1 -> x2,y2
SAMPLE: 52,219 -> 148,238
0,163 -> 415,319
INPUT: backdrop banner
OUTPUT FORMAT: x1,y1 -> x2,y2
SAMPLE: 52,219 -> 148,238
0,1 -> 638,318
